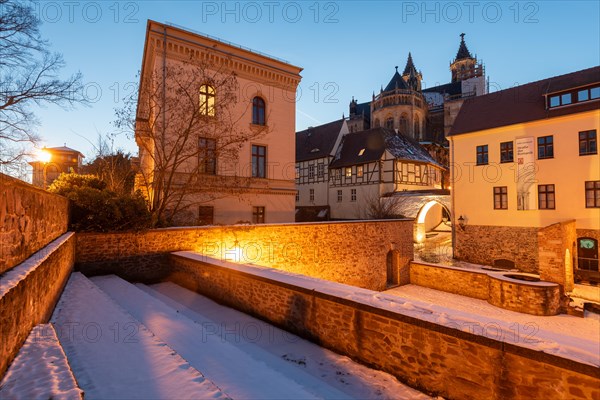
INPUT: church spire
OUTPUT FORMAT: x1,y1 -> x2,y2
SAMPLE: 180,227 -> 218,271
455,33 -> 473,61
402,52 -> 417,76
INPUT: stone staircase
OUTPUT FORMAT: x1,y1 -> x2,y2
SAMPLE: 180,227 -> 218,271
0,273 -> 355,399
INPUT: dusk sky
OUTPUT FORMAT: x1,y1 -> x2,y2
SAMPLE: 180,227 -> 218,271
32,0 -> 600,159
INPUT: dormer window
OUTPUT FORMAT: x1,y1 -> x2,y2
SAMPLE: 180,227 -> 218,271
358,148 -> 366,156
548,84 -> 600,109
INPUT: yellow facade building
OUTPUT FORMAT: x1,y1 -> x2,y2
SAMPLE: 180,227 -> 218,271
449,66 -> 600,287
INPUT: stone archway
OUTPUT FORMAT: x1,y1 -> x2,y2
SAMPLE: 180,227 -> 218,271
414,200 -> 451,243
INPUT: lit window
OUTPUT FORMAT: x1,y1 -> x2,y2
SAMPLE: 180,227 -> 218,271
538,184 -> 555,210
345,167 -> 352,178
476,145 -> 488,165
537,136 -> 554,159
358,148 -> 366,156
252,206 -> 265,223
252,145 -> 266,178
585,181 -> 600,208
357,165 -> 364,178
500,141 -> 513,163
493,186 -> 508,209
252,97 -> 266,125
199,84 -> 215,116
351,189 -> 357,202
579,130 -> 597,155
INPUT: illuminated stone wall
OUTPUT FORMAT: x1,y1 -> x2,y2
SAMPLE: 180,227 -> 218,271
76,220 -> 414,291
0,173 -> 69,274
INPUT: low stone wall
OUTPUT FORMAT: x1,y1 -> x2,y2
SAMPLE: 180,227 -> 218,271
76,220 -> 414,291
0,173 -> 69,274
169,252 -> 599,400
488,274 -> 561,316
455,225 -> 539,273
410,262 -> 489,300
0,233 -> 75,378
410,262 -> 562,315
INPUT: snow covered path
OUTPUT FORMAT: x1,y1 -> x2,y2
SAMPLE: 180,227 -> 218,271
92,275 -> 341,400
51,273 -> 227,399
140,281 -> 431,400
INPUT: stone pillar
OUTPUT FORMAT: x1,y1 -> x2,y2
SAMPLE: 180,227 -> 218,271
538,220 -> 577,291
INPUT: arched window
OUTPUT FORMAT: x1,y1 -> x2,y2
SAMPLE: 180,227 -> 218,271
385,117 -> 394,130
399,115 -> 408,134
252,96 -> 266,125
414,115 -> 421,139
199,84 -> 215,116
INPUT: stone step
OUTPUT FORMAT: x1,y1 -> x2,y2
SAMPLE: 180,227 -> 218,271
0,324 -> 83,399
51,272 -> 228,399
91,274 -> 329,400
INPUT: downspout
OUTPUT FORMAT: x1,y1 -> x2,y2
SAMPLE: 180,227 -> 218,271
450,136 -> 457,258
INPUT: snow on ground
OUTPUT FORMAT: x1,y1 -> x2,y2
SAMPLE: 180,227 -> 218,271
384,284 -> 600,367
51,272 -> 228,400
92,275 -> 430,400
0,324 -> 82,400
175,252 -> 600,367
141,281 -> 432,400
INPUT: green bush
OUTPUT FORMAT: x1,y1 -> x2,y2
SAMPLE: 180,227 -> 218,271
48,172 -> 151,232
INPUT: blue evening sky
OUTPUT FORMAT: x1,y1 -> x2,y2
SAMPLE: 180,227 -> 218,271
32,0 -> 600,158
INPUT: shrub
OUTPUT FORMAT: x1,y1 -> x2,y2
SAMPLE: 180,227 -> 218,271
48,172 -> 151,232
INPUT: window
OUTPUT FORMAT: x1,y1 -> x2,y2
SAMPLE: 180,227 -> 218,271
345,167 -> 352,178
309,189 -> 314,202
252,96 -> 266,125
308,165 -> 315,179
197,206 -> 214,225
385,117 -> 394,129
351,189 -> 357,202
199,84 -> 215,116
578,89 -> 589,102
251,145 -> 266,178
252,206 -> 265,223
538,184 -> 555,209
500,141 -> 514,163
493,186 -> 508,209
585,181 -> 600,208
537,136 -> 554,159
476,145 -> 488,165
317,164 -> 325,178
592,87 -> 600,99
295,191 -> 299,202
548,85 -> 600,108
357,165 -> 364,178
337,190 -> 342,202
579,130 -> 597,155
334,169 -> 342,180
295,167 -> 300,179
199,137 -> 217,174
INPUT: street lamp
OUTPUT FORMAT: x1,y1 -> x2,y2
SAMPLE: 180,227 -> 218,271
36,147 -> 52,189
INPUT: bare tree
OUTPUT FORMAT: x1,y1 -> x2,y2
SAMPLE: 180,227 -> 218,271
0,0 -> 87,174
362,191 -> 408,219
116,56 -> 269,226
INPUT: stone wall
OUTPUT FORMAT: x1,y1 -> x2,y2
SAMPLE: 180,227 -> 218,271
0,173 -> 69,275
410,262 -> 562,315
76,220 -> 414,291
538,220 -> 577,291
0,233 -> 75,378
455,225 -> 539,273
169,253 -> 599,400
410,262 -> 489,300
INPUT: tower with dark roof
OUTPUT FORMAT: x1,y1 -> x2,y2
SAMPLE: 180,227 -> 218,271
450,33 -> 483,83
401,53 -> 422,91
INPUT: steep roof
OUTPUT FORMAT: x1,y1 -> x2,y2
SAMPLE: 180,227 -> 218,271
449,66 -> 600,136
402,53 -> 418,76
455,33 -> 473,61
296,119 -> 345,162
330,128 -> 441,169
423,81 -> 463,97
384,68 -> 408,91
